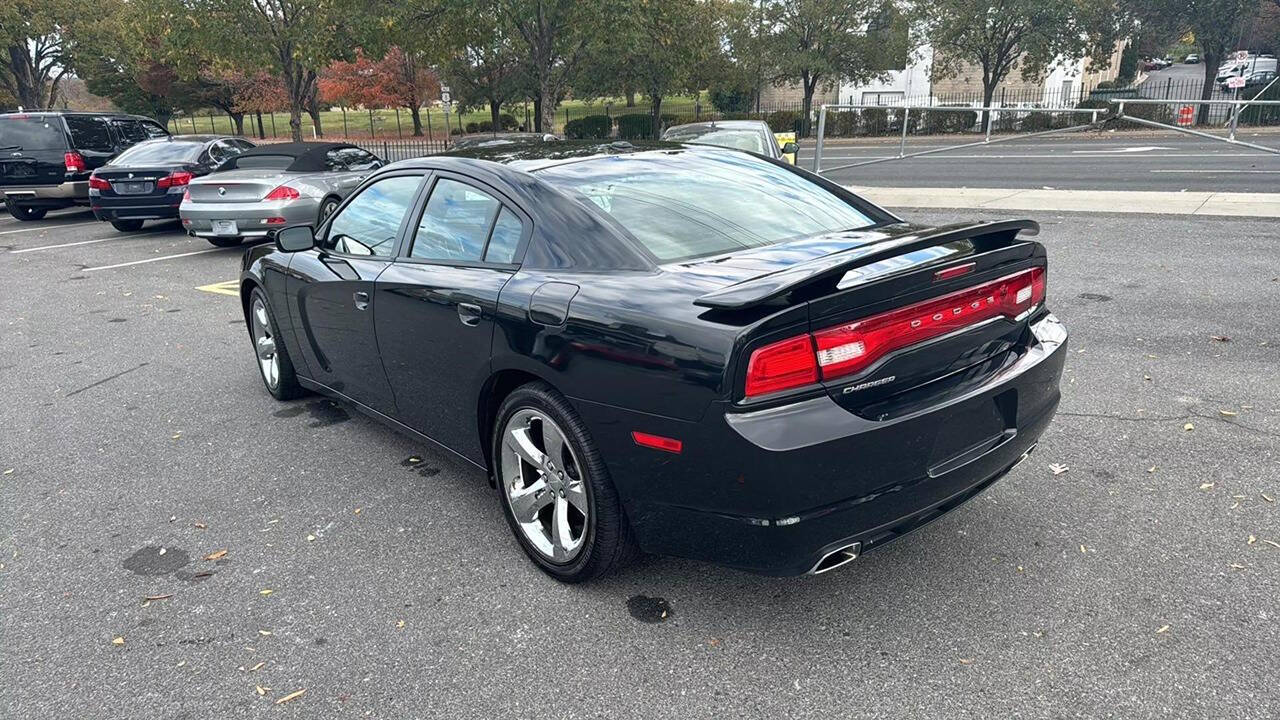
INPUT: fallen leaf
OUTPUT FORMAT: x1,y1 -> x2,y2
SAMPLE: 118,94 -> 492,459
2,468 -> 13,475
176,660 -> 186,668
112,636 -> 125,645
1248,535 -> 1257,545
168,516 -> 176,523
1219,410 -> 1238,417
259,589 -> 273,596
1183,423 -> 1195,431
959,658 -> 974,665
1143,374 -> 1151,381
1210,335 -> 1230,342
275,689 -> 306,705
1264,540 -> 1280,550
194,522 -> 207,529
407,456 -> 422,464
396,620 -> 405,628
1147,466 -> 1156,473
249,661 -> 265,672
1156,625 -> 1170,634
203,549 -> 227,561
354,508 -> 362,515
1017,565 -> 1024,572
143,593 -> 173,602
1229,563 -> 1247,570
1263,494 -> 1275,503
1049,463 -> 1069,476
1199,483 -> 1214,491
1079,544 -> 1087,554
258,630 -> 272,636
171,433 -> 182,440
256,685 -> 269,696
306,534 -> 315,542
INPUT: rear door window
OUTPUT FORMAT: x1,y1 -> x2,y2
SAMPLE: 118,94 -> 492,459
410,178 -> 502,262
0,117 -> 67,150
111,119 -> 150,145
64,116 -> 116,152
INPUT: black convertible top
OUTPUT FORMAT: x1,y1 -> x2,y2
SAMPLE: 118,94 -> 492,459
221,141 -> 355,172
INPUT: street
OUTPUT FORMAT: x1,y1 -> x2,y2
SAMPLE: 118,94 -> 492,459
2,199 -> 1277,718
805,134 -> 1280,192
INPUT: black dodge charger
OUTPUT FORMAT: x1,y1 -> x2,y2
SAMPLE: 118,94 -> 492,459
239,141 -> 1067,582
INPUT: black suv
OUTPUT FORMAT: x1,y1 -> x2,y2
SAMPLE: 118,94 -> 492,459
0,111 -> 169,221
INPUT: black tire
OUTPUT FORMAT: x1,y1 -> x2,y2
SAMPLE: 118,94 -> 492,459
247,287 -> 305,401
6,201 -> 47,221
317,197 -> 340,224
111,219 -> 144,232
492,382 -> 638,583
206,236 -> 243,248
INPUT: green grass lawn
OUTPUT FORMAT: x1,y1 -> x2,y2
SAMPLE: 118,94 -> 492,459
168,95 -> 714,140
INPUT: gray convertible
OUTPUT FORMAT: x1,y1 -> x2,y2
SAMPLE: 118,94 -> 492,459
180,141 -> 383,247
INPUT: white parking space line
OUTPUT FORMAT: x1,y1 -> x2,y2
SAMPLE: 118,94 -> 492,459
1150,169 -> 1280,174
813,152 -> 1274,160
0,220 -> 100,236
83,246 -> 233,272
8,233 -> 157,254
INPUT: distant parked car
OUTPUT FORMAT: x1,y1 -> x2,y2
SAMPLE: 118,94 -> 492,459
452,133 -> 561,150
180,141 -> 382,247
0,111 -> 168,221
89,135 -> 255,232
661,120 -> 797,164
1185,54 -> 1200,64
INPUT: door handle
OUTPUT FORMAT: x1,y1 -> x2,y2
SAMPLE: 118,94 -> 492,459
457,302 -> 482,326
353,291 -> 370,310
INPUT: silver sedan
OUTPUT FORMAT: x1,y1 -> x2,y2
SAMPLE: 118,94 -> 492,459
180,141 -> 382,247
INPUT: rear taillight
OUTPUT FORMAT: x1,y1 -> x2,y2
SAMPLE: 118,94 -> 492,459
157,171 -> 193,189
743,267 -> 1046,399
182,189 -> 191,202
88,174 -> 110,190
744,335 -> 818,398
64,151 -> 86,173
264,185 -> 300,201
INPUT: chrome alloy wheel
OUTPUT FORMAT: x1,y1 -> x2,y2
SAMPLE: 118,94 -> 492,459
250,297 -> 280,390
500,408 -> 589,563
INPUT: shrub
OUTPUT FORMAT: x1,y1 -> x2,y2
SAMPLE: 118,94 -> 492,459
450,126 -> 464,135
709,84 -> 754,114
464,121 -> 479,133
826,111 -> 859,137
920,108 -> 978,134
477,120 -> 494,132
564,114 -> 613,139
859,108 -> 890,135
616,113 -> 653,139
766,109 -> 800,133
499,113 -> 519,130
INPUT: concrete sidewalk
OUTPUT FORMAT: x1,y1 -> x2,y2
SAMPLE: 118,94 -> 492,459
848,185 -> 1280,218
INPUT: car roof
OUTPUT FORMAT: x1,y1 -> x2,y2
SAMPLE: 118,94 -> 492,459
226,141 -> 357,172
437,139 -> 693,172
0,110 -> 160,121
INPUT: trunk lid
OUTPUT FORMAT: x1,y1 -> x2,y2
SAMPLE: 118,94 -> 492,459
187,169 -> 293,202
93,165 -> 188,199
672,220 -> 1047,410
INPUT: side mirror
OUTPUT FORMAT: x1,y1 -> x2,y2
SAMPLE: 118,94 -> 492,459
781,142 -> 798,155
275,225 -> 315,253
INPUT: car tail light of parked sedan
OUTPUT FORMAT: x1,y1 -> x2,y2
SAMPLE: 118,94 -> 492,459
264,185 -> 300,201
234,141 -> 1068,583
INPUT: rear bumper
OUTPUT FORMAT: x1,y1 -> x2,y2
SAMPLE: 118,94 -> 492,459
0,181 -> 87,204
180,199 -> 319,239
575,312 -> 1068,576
92,192 -> 184,221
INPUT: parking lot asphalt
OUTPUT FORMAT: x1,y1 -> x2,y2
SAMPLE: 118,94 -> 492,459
1,207 -> 1277,719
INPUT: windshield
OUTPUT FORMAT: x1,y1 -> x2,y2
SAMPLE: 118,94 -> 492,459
111,140 -> 204,166
234,155 -> 294,170
0,116 -> 66,150
536,149 -> 876,263
664,128 -> 767,154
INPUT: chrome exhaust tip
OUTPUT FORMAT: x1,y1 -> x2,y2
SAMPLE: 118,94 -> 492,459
808,542 -> 861,575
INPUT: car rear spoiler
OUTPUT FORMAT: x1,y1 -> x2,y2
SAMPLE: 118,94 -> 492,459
691,219 -> 1040,310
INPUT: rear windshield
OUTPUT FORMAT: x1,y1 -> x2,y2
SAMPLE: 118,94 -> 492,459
536,150 -> 876,262
233,154 -> 294,170
0,116 -> 66,150
664,128 -> 767,154
111,141 -> 204,166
